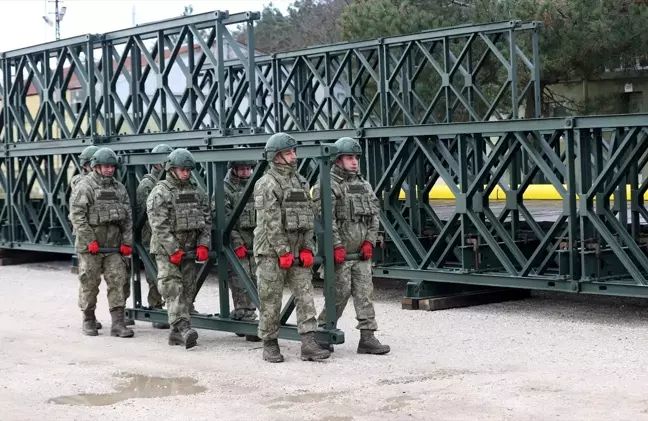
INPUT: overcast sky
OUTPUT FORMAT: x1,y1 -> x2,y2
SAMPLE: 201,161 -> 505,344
0,0 -> 292,52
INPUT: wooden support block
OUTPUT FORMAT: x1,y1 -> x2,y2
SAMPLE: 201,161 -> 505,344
401,297 -> 419,310
417,289 -> 530,311
0,249 -> 59,266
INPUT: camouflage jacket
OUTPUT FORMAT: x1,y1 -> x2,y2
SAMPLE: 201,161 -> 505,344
68,171 -> 133,253
312,164 -> 380,252
136,166 -> 164,246
146,173 -> 212,256
213,170 -> 255,250
253,162 -> 315,257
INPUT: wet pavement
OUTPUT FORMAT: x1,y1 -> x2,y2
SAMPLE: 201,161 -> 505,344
48,373 -> 207,406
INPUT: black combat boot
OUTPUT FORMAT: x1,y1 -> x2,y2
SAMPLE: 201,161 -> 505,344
300,332 -> 331,361
357,330 -> 390,355
176,320 -> 198,349
82,310 -> 99,336
168,325 -> 183,346
110,307 -> 135,338
262,339 -> 284,363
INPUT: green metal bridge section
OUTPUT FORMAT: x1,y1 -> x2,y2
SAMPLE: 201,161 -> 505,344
1,10 -> 647,343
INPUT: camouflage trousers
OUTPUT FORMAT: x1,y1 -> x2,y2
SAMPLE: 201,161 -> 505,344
229,256 -> 257,320
77,252 -> 128,312
121,254 -> 164,308
317,259 -> 378,330
255,256 -> 318,340
155,255 -> 196,326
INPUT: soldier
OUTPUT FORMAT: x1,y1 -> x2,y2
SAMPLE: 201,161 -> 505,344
70,145 -> 102,330
146,148 -> 212,349
217,151 -> 261,342
68,147 -> 135,338
253,132 -> 331,363
312,137 -> 390,355
134,143 -> 173,330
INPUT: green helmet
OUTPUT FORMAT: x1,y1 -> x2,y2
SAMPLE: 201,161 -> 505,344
90,147 -> 119,168
264,132 -> 297,161
152,144 -> 173,154
79,146 -> 100,167
334,137 -> 362,158
165,148 -> 196,171
228,145 -> 257,169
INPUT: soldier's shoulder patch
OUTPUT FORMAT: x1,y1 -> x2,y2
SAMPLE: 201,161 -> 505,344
255,195 -> 264,208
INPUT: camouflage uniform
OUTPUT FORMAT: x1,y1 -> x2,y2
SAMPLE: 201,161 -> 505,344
69,145 -> 102,330
68,148 -> 134,338
312,137 -> 390,355
147,148 -> 212,349
254,133 -> 331,363
135,144 -> 172,329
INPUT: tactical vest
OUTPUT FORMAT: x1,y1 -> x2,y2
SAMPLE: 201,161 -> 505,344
226,179 -> 256,230
159,180 -> 206,232
336,179 -> 378,223
268,170 -> 314,233
85,177 -> 128,226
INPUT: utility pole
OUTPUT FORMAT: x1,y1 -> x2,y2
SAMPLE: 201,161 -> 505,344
42,0 -> 67,40
54,0 -> 61,40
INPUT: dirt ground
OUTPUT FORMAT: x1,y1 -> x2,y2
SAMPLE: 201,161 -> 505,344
3,260 -> 648,421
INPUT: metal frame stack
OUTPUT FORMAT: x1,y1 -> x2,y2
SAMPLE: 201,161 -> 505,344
2,11 -> 648,342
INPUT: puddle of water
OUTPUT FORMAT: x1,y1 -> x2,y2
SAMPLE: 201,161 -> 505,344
48,373 -> 207,406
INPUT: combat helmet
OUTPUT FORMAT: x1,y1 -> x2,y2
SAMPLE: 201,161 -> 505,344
228,145 -> 257,169
334,137 -> 362,158
264,132 -> 297,161
90,147 -> 119,168
79,146 -> 100,167
151,144 -> 173,155
165,148 -> 196,171
151,144 -> 174,166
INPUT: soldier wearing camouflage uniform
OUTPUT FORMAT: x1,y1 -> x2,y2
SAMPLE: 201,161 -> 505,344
68,147 -> 135,338
312,137 -> 390,355
135,144 -> 173,330
216,151 -> 261,342
253,132 -> 331,363
70,145 -> 103,330
146,148 -> 212,349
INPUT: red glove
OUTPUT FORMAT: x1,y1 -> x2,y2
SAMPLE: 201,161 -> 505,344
360,241 -> 373,261
235,245 -> 248,259
88,241 -> 99,254
300,249 -> 314,268
333,246 -> 346,264
170,250 -> 185,265
278,253 -> 294,269
120,244 -> 132,257
196,246 -> 209,262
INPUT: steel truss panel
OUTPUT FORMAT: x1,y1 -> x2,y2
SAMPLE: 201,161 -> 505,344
366,113 -> 648,296
0,16 -> 542,144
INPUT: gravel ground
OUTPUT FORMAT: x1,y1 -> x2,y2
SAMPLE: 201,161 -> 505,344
2,261 -> 648,421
